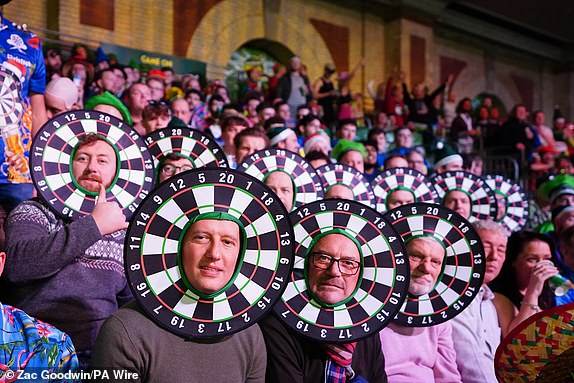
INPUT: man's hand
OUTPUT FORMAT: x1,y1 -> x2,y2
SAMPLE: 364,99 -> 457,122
91,184 -> 128,235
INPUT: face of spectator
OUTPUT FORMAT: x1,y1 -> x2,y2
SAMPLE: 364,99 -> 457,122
377,112 -> 388,127
385,156 -> 409,169
557,159 -> 574,175
387,190 -> 415,210
71,63 -> 87,83
246,99 -> 260,118
172,99 -> 191,124
72,140 -> 117,192
444,190 -> 471,219
413,83 -> 425,99
438,160 -> 463,173
512,240 -> 552,290
515,106 -> 527,121
396,128 -> 412,148
128,84 -> 151,112
259,107 -> 276,123
216,87 -> 230,103
479,107 -> 489,120
339,124 -> 356,141
407,237 -> 445,295
462,99 -> 472,113
159,157 -> 193,183
163,69 -> 174,85
365,145 -> 377,166
187,92 -> 202,109
304,119 -> 321,137
265,171 -> 294,211
45,50 -> 62,71
325,184 -> 354,200
469,159 -> 483,176
553,194 -> 574,208
374,133 -> 386,153
340,150 -> 364,173
143,114 -> 171,134
99,71 -> 118,94
222,124 -> 247,149
181,219 -> 241,295
307,234 -> 361,305
45,94 -> 71,119
278,104 -> 290,121
495,194 -> 507,221
483,98 -> 493,108
477,228 -> 508,285
147,79 -> 165,101
235,135 -> 266,165
112,68 -> 126,91
290,57 -> 301,72
555,211 -> 574,234
407,151 -> 426,173
535,112 -> 545,126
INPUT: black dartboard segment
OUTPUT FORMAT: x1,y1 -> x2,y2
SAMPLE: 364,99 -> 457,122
30,110 -> 155,220
274,199 -> 409,343
238,148 -> 323,210
316,163 -> 374,207
430,171 -> 497,222
384,203 -> 485,327
371,167 -> 439,213
145,126 -> 228,169
125,168 -> 294,339
485,174 -> 529,232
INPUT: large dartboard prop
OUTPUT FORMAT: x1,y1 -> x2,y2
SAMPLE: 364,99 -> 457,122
485,174 -> 529,232
371,167 -> 439,213
316,163 -> 374,207
144,126 -> 228,170
430,171 -> 497,222
274,199 -> 409,343
238,148 -> 324,211
0,64 -> 24,126
125,168 -> 294,339
30,110 -> 155,220
384,203 -> 485,327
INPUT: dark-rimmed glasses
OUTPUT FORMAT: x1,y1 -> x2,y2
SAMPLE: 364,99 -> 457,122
310,252 -> 361,275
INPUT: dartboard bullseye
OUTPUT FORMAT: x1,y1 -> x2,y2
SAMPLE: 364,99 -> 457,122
371,167 -> 439,213
384,203 -> 485,327
316,163 -> 374,207
485,174 -> 529,232
125,168 -> 294,339
238,148 -> 323,211
145,126 -> 228,170
273,199 -> 409,342
430,171 -> 497,222
30,110 -> 155,220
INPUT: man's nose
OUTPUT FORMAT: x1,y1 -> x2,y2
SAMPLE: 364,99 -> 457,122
326,260 -> 342,276
206,241 -> 223,260
418,259 -> 433,274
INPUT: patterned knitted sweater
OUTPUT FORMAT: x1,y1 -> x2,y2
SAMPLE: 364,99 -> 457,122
1,198 -> 132,363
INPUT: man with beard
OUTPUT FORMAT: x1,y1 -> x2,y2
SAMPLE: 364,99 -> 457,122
2,134 -> 130,368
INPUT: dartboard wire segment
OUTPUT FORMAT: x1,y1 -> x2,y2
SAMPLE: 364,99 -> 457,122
125,168 -> 294,339
371,167 -> 439,213
430,170 -> 498,222
485,174 -> 529,232
384,203 -> 486,327
315,163 -> 375,207
237,148 -> 324,210
144,126 -> 228,170
30,110 -> 155,220
274,199 -> 410,343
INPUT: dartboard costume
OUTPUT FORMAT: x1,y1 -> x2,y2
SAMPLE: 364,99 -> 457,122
92,169 -> 294,381
3,111 -> 154,367
262,199 -> 408,382
379,203 -> 486,382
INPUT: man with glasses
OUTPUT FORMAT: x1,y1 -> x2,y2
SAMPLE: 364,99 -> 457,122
157,153 -> 193,183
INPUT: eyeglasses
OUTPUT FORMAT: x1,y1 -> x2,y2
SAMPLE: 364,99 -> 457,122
311,252 -> 361,275
160,164 -> 193,175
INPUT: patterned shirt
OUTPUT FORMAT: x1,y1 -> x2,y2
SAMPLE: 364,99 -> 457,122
0,303 -> 79,382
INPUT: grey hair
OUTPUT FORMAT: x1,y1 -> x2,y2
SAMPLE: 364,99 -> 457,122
472,219 -> 509,237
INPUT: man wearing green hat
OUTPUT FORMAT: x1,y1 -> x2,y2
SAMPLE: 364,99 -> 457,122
85,91 -> 133,125
331,139 -> 367,173
267,125 -> 300,153
433,143 -> 463,174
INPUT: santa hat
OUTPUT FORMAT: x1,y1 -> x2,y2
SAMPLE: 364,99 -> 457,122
267,126 -> 296,147
434,142 -> 463,169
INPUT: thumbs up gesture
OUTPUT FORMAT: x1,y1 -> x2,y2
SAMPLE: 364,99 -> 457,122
91,184 -> 128,235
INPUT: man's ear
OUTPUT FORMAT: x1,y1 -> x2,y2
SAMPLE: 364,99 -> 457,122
0,252 -> 6,277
